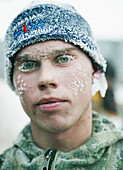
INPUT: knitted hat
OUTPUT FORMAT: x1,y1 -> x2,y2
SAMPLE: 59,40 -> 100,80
4,0 -> 107,91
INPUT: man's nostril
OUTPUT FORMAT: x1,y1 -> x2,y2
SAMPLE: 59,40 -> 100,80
39,83 -> 57,90
40,84 -> 46,90
50,83 -> 55,86
49,83 -> 57,88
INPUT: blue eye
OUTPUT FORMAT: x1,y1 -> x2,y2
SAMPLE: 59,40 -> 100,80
18,61 -> 39,72
56,55 -> 75,64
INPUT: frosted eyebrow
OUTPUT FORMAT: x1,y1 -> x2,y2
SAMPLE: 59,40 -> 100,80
48,47 -> 76,56
14,47 -> 76,62
14,54 -> 32,63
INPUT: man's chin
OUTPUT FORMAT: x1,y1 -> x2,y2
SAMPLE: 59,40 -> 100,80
44,120 -> 71,134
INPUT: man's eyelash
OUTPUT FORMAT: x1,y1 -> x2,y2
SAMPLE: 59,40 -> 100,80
55,54 -> 75,63
17,61 -> 39,72
15,54 -> 75,72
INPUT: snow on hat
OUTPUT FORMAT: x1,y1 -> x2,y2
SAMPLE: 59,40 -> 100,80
4,0 -> 107,95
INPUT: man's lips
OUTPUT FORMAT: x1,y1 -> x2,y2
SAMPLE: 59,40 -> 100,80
36,97 -> 69,111
37,98 -> 68,105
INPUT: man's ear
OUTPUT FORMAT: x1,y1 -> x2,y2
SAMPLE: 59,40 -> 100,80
92,71 -> 101,84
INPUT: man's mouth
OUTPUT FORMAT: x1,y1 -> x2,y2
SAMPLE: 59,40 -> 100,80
37,97 -> 68,105
36,98 -> 68,112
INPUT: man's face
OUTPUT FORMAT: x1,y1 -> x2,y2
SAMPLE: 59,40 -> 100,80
13,40 -> 93,133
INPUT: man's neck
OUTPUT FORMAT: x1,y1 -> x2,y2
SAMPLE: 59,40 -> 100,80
31,107 -> 92,152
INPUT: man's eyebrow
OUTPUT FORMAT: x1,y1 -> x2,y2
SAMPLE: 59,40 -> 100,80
49,47 -> 76,56
14,47 -> 76,62
14,54 -> 31,62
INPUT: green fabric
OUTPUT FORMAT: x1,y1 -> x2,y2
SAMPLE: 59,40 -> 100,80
0,112 -> 123,170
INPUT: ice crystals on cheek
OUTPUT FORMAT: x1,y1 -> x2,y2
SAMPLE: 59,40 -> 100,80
15,74 -> 31,95
65,63 -> 90,96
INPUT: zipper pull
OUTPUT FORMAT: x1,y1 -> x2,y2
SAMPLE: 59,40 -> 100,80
43,149 -> 57,170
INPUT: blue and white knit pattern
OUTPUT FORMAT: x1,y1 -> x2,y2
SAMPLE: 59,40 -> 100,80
4,0 -> 107,90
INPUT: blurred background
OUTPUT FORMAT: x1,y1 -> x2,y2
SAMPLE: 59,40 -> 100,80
0,0 -> 123,153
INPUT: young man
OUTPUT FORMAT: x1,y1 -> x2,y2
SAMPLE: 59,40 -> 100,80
1,1 -> 123,169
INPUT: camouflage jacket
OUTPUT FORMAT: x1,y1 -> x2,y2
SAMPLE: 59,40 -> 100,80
0,112 -> 123,170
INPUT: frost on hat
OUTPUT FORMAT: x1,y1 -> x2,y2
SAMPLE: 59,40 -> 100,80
4,0 -> 107,93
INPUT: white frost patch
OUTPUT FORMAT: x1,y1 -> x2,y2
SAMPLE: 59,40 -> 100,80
66,63 -> 90,96
14,74 -> 31,95
92,73 -> 108,98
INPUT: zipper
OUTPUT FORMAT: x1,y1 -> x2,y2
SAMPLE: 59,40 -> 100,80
43,149 -> 57,170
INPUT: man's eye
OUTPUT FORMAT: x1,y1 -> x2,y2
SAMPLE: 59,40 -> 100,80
17,61 -> 39,72
56,55 -> 75,64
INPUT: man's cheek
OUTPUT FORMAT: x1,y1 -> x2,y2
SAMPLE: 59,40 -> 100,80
14,74 -> 32,95
63,63 -> 90,96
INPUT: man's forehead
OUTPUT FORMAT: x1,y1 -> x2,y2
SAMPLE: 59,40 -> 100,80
15,40 -> 78,58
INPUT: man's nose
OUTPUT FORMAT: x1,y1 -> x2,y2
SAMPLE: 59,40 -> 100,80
38,61 -> 59,90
